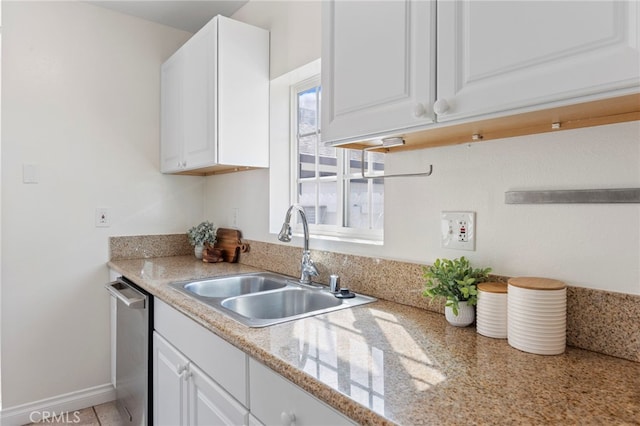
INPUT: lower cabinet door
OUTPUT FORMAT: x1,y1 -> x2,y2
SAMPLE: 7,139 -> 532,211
189,362 -> 248,426
153,332 -> 189,426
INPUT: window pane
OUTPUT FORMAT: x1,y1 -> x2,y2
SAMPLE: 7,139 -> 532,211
318,181 -> 337,225
347,150 -> 384,176
348,149 -> 364,176
298,87 -> 318,135
371,178 -> 384,230
298,181 -> 317,224
369,152 -> 385,172
299,135 -> 316,179
319,146 -> 337,178
346,179 -> 384,230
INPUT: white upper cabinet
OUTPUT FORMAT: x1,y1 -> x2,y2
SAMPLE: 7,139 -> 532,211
322,0 -> 639,149
436,1 -> 640,122
321,0 -> 436,145
161,15 -> 269,175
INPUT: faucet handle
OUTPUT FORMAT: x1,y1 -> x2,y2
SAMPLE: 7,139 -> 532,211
303,259 -> 319,276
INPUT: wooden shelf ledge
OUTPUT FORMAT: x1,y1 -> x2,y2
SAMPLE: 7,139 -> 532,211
331,93 -> 640,153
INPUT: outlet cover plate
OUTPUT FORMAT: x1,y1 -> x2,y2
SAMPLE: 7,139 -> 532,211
441,211 -> 475,251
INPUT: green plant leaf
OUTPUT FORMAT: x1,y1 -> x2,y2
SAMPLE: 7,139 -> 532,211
421,256 -> 491,307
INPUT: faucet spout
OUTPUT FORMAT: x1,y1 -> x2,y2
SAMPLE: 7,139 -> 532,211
278,204 -> 310,251
278,204 -> 317,284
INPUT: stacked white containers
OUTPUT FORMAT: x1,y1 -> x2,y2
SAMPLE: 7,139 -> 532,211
476,282 -> 508,339
507,277 -> 567,355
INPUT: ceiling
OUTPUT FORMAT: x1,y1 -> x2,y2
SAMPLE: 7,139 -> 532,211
86,1 -> 249,33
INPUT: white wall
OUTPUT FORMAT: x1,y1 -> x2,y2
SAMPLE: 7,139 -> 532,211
383,122 -> 640,295
1,1 -> 201,407
204,1 -> 640,296
231,0 -> 321,79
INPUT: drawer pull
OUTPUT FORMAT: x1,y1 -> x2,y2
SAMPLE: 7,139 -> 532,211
280,411 -> 296,426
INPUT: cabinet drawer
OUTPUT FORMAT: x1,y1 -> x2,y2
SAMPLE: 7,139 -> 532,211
249,358 -> 354,426
155,299 -> 247,405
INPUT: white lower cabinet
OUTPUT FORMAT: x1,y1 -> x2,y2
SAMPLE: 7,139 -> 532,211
249,359 -> 355,426
153,332 -> 189,425
153,332 -> 248,426
153,299 -> 354,426
153,300 -> 248,426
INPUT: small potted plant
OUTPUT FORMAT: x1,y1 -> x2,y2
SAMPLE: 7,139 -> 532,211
187,221 -> 217,259
422,256 -> 491,327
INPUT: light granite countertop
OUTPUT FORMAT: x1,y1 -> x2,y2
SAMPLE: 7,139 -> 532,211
108,256 -> 640,426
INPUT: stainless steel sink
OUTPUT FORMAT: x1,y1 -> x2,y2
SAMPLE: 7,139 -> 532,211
182,273 -> 287,298
221,288 -> 342,319
170,272 -> 376,327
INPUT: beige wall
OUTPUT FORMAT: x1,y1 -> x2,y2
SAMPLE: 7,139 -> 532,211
1,1 -> 200,408
232,0 -> 321,79
207,1 -> 640,295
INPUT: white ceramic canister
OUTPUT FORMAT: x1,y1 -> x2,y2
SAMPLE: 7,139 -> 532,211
476,282 -> 508,338
507,277 -> 566,355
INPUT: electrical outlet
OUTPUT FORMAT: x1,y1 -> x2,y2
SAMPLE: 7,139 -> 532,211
441,211 -> 475,251
95,208 -> 111,228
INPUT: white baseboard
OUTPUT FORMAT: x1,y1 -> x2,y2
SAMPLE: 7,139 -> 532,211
0,383 -> 115,426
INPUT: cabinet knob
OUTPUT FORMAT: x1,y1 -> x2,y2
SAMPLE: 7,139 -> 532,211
413,103 -> 427,118
280,411 -> 296,426
433,99 -> 450,115
176,364 -> 187,374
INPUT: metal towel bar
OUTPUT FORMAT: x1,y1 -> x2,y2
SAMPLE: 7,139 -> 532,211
505,188 -> 640,204
360,138 -> 433,179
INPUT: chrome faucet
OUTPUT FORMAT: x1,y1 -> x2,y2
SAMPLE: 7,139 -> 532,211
278,204 -> 319,284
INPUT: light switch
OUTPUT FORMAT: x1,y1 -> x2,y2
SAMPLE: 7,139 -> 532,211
23,164 -> 39,184
95,208 -> 111,227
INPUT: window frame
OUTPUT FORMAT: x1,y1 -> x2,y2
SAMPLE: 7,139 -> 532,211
290,77 -> 384,244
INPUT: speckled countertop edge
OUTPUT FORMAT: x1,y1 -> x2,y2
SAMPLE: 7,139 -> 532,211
108,256 -> 640,426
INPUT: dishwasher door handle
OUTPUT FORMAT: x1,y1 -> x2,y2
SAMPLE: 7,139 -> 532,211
105,279 -> 146,309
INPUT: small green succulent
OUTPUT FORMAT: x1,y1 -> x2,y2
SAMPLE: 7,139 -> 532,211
422,257 -> 491,315
187,221 -> 217,246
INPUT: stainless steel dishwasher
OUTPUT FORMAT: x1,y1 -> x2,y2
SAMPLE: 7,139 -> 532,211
106,277 -> 153,425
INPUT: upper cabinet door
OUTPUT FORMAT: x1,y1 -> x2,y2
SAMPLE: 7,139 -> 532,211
436,1 -> 640,122
321,0 -> 436,145
182,20 -> 218,170
160,50 -> 185,173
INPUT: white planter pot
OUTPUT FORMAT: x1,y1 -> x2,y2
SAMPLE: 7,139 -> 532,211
445,301 -> 475,327
194,245 -> 204,259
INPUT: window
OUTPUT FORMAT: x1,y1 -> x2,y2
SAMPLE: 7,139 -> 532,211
292,77 -> 384,242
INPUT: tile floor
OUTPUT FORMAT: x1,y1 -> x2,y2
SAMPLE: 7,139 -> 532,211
24,401 -> 123,425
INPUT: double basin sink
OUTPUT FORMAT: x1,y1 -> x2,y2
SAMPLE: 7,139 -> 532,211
170,272 -> 376,327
